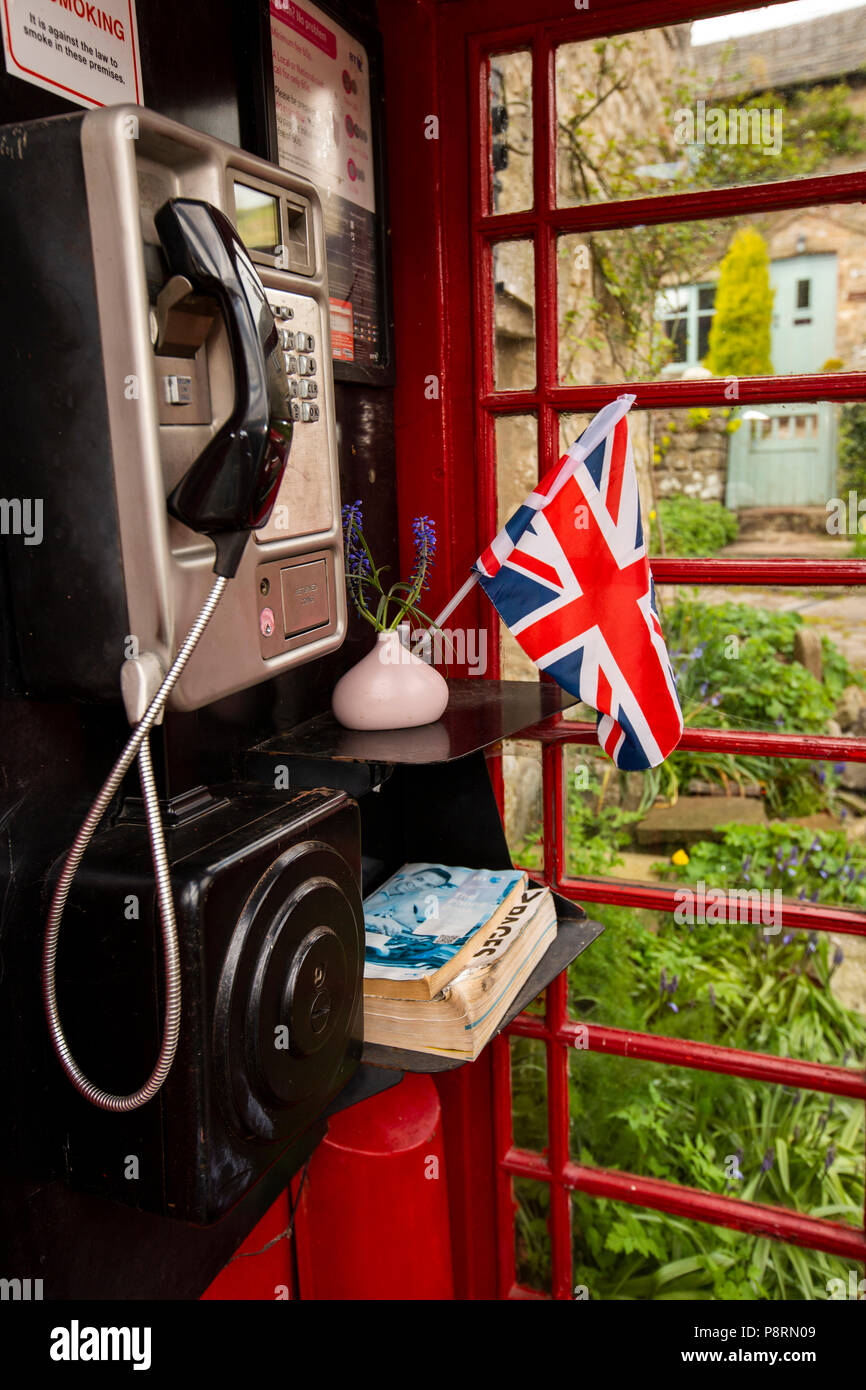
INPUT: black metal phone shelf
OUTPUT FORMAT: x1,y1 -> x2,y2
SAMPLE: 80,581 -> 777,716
246,679 -> 605,1093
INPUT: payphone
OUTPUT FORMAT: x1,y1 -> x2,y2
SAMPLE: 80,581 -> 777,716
2,103 -> 346,707
0,106 -> 363,1224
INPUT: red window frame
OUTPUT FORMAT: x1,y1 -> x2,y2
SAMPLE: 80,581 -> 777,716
381,0 -> 866,1299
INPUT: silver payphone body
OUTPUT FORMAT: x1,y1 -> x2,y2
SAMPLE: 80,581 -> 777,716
4,103 -> 345,711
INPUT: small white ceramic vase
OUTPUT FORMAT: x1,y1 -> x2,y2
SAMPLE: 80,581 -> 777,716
331,629 -> 449,730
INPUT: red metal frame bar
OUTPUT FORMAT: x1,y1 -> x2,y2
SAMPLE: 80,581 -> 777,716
538,873 -> 866,938
512,1015 -> 866,1100
518,713 -> 866,762
506,1148 -> 866,1262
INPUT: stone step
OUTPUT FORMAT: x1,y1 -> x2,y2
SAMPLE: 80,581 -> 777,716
635,794 -> 767,848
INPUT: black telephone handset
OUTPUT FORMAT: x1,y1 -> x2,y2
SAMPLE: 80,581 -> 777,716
154,198 -> 292,577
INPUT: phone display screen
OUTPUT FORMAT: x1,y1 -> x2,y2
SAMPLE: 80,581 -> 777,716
234,183 -> 281,255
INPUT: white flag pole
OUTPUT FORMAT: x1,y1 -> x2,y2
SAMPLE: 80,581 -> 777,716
430,393 -> 636,631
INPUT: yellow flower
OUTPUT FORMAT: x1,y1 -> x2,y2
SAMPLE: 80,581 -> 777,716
671,848 -> 689,866
649,509 -> 657,521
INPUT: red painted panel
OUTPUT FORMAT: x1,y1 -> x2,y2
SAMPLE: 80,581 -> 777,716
293,1075 -> 454,1300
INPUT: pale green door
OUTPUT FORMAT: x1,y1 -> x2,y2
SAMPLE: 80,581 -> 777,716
726,403 -> 838,508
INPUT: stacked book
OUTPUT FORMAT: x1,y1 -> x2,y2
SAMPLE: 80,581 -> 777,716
362,863 -> 557,1059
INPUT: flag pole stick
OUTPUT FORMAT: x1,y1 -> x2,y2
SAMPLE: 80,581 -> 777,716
430,572 -> 479,631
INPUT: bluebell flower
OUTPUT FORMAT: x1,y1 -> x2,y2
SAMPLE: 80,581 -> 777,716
825,1146 -> 836,1172
760,1148 -> 775,1173
409,515 -> 437,593
341,500 -> 373,616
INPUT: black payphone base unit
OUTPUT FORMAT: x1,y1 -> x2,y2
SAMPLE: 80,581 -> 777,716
47,785 -> 364,1226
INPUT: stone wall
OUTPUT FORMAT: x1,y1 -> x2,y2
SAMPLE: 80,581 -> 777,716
647,408 -> 729,503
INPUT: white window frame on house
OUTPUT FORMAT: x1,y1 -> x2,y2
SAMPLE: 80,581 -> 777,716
657,281 -> 717,373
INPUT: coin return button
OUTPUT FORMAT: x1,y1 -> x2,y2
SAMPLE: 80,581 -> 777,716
280,559 -> 330,636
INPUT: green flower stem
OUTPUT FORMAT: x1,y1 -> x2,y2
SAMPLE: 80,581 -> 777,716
386,536 -> 432,630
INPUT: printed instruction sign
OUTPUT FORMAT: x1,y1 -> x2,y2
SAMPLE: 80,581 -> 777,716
1,0 -> 143,109
270,0 -> 382,368
270,0 -> 374,215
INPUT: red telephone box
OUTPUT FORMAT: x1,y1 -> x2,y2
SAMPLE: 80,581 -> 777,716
2,0 -> 865,1313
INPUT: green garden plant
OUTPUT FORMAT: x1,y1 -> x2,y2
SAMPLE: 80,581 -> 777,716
649,496 -> 738,558
703,228 -> 774,378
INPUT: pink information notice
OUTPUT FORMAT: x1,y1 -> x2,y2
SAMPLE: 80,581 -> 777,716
269,0 -> 375,217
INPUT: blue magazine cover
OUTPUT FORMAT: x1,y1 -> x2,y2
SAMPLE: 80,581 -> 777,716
363,863 -> 525,981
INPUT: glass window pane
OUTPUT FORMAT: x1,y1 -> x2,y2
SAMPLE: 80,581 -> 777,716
489,50 -> 533,215
502,738 -> 543,863
554,745 -> 866,1060
558,208 -> 866,385
556,5 -> 866,208
511,1035 -> 548,1152
514,1176 -> 552,1294
494,241 -> 536,390
568,1057 -> 865,1230
557,400 -> 866,532
572,1193 -> 860,1301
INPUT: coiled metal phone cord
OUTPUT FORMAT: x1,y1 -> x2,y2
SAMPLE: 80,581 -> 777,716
42,576 -> 228,1113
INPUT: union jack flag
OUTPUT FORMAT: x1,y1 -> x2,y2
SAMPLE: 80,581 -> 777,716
475,398 -> 683,770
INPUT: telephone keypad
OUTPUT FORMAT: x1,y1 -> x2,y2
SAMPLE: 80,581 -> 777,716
267,294 -> 320,426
